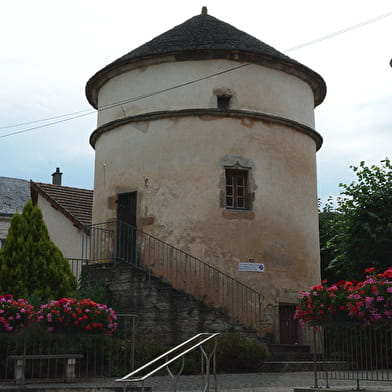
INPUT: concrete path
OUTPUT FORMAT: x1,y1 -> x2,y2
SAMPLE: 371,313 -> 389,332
140,371 -> 391,391
1,372 -> 391,391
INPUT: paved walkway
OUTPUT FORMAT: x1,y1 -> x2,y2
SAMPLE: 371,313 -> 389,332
2,372 -> 391,392
140,371 -> 392,391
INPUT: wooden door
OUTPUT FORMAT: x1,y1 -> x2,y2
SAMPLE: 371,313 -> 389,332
116,192 -> 137,263
279,304 -> 298,344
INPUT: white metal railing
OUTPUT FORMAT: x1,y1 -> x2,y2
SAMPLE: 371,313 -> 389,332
116,333 -> 220,392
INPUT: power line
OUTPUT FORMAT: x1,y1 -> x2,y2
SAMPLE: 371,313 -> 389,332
1,9 -> 391,139
0,64 -> 250,139
0,112 -> 95,139
285,10 -> 392,52
0,109 -> 94,130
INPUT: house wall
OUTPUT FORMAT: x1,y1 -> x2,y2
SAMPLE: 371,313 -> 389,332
0,216 -> 11,246
92,119 -> 320,336
91,58 -> 321,340
37,196 -> 85,260
96,59 -> 315,129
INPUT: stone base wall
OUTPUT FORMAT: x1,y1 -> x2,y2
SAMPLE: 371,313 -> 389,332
85,262 -> 258,346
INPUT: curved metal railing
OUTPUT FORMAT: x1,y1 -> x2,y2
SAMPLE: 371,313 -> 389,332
83,220 -> 264,334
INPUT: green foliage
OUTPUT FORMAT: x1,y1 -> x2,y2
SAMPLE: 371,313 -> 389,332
77,280 -> 115,307
0,330 -> 269,378
215,333 -> 270,372
0,201 -> 77,299
322,159 -> 392,281
134,340 -> 169,370
318,198 -> 340,282
77,268 -> 117,309
135,333 -> 269,375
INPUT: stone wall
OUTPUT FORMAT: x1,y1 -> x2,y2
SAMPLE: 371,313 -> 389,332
85,262 -> 258,346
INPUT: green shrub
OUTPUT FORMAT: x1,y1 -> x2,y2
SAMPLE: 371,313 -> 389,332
134,341 -> 169,370
133,333 -> 270,375
216,333 -> 270,373
0,201 -> 76,300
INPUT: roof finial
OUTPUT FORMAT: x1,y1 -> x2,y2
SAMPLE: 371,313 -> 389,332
201,6 -> 208,15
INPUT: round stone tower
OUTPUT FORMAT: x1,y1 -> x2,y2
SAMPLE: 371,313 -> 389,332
86,8 -> 326,342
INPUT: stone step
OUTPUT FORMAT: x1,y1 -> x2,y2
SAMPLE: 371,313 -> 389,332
261,361 -> 347,372
261,361 -> 315,372
269,344 -> 311,353
270,351 -> 314,361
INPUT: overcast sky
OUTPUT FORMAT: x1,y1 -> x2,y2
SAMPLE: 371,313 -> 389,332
1,0 -> 391,203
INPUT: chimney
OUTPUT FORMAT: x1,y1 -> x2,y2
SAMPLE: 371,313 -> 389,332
52,167 -> 63,185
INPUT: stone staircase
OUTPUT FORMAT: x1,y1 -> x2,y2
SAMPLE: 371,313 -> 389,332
86,221 -> 264,337
85,261 -> 259,346
262,344 -> 347,372
261,344 -> 315,372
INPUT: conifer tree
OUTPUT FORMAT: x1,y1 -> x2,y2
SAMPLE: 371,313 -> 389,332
0,201 -> 77,299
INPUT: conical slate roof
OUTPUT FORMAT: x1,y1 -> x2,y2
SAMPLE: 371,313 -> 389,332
86,9 -> 326,108
114,13 -> 294,65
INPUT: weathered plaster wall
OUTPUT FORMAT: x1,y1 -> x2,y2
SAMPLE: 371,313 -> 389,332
97,60 -> 315,129
92,114 -> 320,335
37,196 -> 85,259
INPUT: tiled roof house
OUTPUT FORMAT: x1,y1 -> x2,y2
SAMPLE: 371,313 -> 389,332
30,176 -> 93,260
0,177 -> 31,247
30,182 -> 93,231
0,170 -> 93,260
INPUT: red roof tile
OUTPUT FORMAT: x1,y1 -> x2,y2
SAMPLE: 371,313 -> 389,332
30,181 -> 93,230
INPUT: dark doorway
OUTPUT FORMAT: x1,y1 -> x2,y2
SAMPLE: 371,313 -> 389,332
116,192 -> 137,263
279,304 -> 298,344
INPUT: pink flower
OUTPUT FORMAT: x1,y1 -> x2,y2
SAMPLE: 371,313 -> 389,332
384,310 -> 392,318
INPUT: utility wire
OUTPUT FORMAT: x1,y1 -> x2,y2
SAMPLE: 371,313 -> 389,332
0,64 -> 250,139
1,9 -> 391,139
0,112 -> 95,139
0,109 -> 94,130
284,10 -> 392,52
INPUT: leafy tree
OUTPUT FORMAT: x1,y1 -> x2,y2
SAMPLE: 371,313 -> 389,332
318,198 -> 340,282
0,201 -> 77,299
325,159 -> 392,281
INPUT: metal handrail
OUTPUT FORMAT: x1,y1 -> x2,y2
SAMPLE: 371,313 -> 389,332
84,220 -> 264,334
312,323 -> 392,390
116,333 -> 219,392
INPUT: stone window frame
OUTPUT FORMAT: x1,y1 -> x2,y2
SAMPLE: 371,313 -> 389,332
213,87 -> 235,110
218,156 -> 256,215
